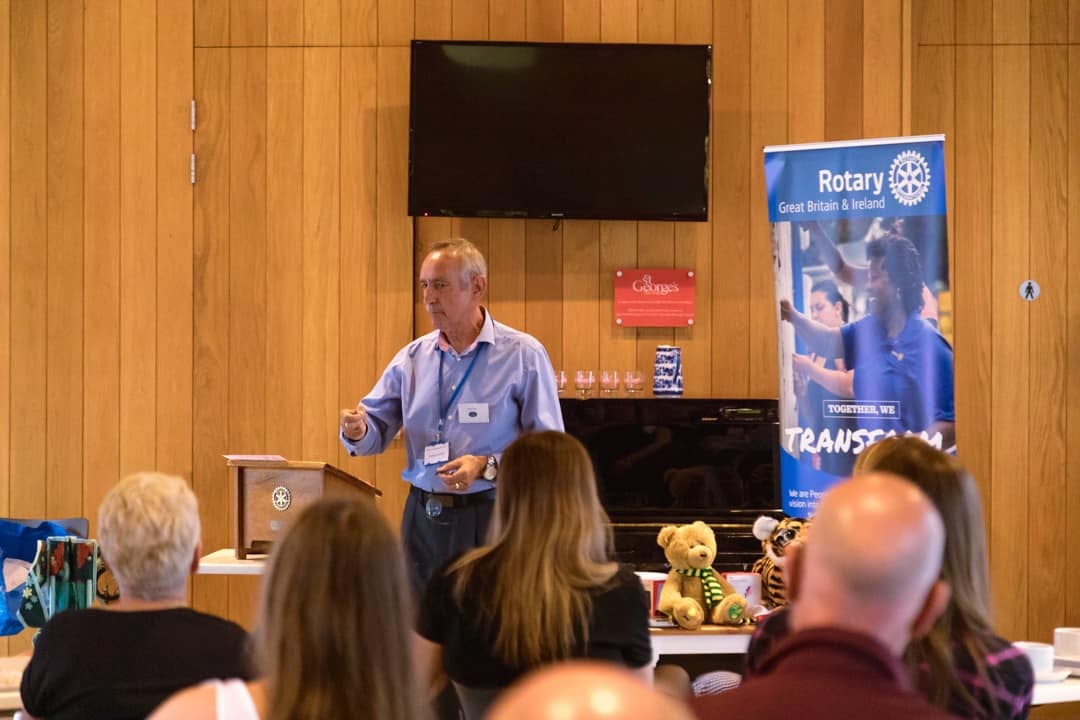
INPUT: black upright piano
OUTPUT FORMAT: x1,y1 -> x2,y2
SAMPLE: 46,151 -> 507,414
560,398 -> 780,573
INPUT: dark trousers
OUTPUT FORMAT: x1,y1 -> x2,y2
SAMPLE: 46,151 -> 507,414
401,487 -> 495,595
402,488 -> 494,720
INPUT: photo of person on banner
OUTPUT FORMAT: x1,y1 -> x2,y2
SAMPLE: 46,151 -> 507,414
780,218 -> 955,472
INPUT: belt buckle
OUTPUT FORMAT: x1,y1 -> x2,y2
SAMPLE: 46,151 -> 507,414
424,495 -> 444,518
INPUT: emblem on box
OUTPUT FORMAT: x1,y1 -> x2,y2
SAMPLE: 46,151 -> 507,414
271,486 -> 292,512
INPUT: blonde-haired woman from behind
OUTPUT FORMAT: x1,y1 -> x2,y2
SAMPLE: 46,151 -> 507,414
150,497 -> 427,720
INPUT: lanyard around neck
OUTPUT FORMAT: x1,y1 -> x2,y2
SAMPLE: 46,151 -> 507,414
436,344 -> 484,441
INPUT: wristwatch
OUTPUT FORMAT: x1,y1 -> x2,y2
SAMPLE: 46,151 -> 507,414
483,455 -> 498,481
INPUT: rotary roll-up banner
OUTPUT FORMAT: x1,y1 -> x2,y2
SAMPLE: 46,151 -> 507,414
764,135 -> 954,516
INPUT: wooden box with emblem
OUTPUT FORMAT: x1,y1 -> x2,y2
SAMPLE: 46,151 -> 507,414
228,458 -> 381,559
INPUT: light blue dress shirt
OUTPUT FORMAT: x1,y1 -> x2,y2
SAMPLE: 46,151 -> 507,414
341,308 -> 564,493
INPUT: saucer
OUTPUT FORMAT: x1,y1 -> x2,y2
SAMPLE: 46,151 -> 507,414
1035,668 -> 1071,683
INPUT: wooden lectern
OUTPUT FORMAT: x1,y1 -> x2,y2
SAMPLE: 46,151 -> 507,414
228,458 -> 381,559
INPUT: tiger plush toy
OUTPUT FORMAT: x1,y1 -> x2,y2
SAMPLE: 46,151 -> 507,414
751,515 -> 809,609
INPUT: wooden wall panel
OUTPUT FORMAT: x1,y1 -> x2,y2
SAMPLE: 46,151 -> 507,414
491,0 -> 527,38
379,0 -> 414,45
636,223 -> 675,390
232,0 -> 268,45
789,0 -> 825,145
863,0 -> 902,137
673,0 -> 711,397
952,50 -> 994,549
562,221 -> 600,379
374,47 -> 413,521
301,48 -> 342,465
119,0 -> 157,475
0,0 -> 10,532
46,0 -> 84,520
957,0 -> 992,43
1028,45 -> 1068,640
525,221 -> 564,370
157,0 -> 194,480
266,48 -> 304,461
1067,45 -> 1080,626
10,0 -> 47,520
1031,0 -> 1068,42
994,0 -> 1030,44
564,0 -> 599,39
192,48 -> 231,620
342,0 -> 377,45
710,0 -> 750,397
339,47 -> 379,484
598,222 -> 637,375
415,0 -> 451,38
747,0 -> 785,398
195,0 -> 228,46
528,0 -> 563,39
488,220 -> 527,330
269,0 -> 304,45
229,49 -> 268,458
640,0 -> 675,42
825,0 -> 863,141
306,0 -> 341,45
990,45 -> 1031,641
83,0 -> 121,531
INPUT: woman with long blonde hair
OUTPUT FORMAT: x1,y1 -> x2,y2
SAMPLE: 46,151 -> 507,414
415,430 -> 652,719
151,497 -> 426,720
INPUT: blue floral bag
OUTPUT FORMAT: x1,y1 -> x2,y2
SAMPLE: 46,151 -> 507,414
0,520 -> 66,636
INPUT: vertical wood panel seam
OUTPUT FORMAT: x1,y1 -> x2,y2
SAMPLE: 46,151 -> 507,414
6,0 -> 10,514
154,0 -> 160,469
299,46 -> 305,461
44,0 -> 49,510
81,0 -> 87,493
338,44 -> 343,425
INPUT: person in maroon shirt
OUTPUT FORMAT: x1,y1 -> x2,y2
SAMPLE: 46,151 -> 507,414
694,473 -> 957,720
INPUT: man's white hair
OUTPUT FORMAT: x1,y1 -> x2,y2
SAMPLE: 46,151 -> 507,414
427,237 -> 487,285
98,472 -> 200,601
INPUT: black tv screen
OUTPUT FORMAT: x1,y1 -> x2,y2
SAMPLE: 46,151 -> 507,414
408,40 -> 711,221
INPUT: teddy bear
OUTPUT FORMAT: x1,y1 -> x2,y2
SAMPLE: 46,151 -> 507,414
656,521 -> 749,630
751,514 -> 810,609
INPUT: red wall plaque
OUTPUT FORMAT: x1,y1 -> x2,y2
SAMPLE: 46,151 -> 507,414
613,268 -> 696,328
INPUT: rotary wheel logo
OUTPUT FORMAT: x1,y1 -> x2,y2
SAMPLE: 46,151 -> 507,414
271,486 -> 291,512
889,150 -> 931,207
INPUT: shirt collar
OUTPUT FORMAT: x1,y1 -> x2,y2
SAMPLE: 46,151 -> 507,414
758,626 -> 911,689
436,307 -> 495,355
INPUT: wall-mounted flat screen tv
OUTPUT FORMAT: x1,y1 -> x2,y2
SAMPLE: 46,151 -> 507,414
408,40 -> 711,221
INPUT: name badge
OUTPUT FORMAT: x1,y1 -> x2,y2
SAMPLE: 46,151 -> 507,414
458,403 -> 490,424
424,442 -> 450,465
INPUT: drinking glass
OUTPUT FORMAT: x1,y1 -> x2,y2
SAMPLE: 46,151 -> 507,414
554,370 -> 568,395
574,370 -> 595,399
599,370 -> 620,396
624,369 -> 645,395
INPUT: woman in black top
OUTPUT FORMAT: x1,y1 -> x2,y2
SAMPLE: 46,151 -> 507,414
416,431 -> 652,718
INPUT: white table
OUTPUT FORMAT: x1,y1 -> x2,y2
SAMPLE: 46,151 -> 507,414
648,625 -> 752,666
1033,677 -> 1080,705
197,548 -> 266,575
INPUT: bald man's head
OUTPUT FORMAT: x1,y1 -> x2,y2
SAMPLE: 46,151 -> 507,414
487,661 -> 694,720
791,472 -> 948,654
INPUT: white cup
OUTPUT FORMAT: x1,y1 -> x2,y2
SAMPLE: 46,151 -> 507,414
722,571 -> 762,608
634,571 -> 667,617
1014,641 -> 1055,676
1055,628 -> 1080,659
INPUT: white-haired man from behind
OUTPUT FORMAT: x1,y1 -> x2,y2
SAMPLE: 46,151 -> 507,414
20,472 -> 252,720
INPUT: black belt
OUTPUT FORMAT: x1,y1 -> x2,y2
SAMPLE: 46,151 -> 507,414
411,485 -> 496,509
